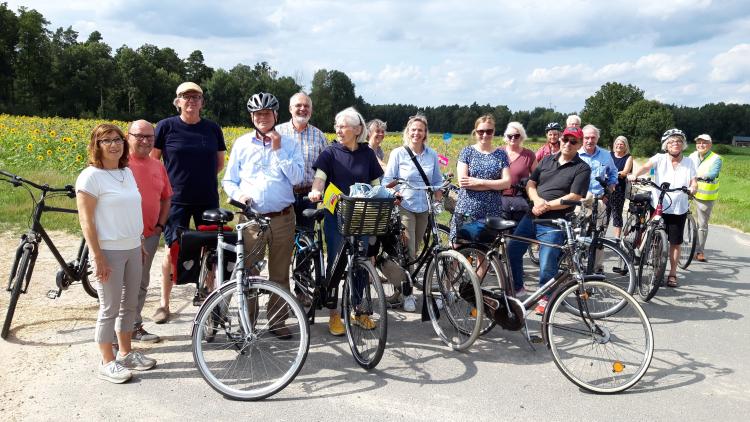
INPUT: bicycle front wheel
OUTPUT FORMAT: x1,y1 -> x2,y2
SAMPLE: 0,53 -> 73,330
425,249 -> 483,350
2,246 -> 31,339
546,280 -> 653,394
638,229 -> 668,301
192,279 -> 309,400
679,214 -> 698,270
343,260 -> 387,369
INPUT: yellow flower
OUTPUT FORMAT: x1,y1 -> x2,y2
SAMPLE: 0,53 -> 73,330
47,149 -> 52,156
37,155 -> 44,161
49,130 -> 57,137
76,154 -> 82,162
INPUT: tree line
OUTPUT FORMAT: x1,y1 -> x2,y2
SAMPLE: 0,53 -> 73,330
1,4 -> 749,151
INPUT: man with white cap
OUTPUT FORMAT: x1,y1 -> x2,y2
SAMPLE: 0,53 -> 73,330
688,134 -> 723,262
150,82 -> 226,323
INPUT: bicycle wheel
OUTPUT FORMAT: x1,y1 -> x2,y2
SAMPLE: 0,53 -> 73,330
527,243 -> 540,265
425,249 -> 483,350
546,280 -> 653,393
342,260 -> 387,369
2,246 -> 31,339
620,214 -> 638,261
375,256 -> 405,307
78,242 -> 97,299
192,279 -> 309,400
291,233 -> 320,316
456,244 -> 508,335
194,250 -> 217,306
637,229 -> 668,302
413,223 -> 452,291
679,214 -> 698,270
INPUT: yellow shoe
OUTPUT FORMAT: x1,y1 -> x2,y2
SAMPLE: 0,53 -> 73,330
328,313 -> 345,336
353,314 -> 377,330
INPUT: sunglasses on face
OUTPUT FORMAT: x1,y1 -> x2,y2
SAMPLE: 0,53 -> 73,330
476,129 -> 494,136
505,133 -> 521,140
561,138 -> 578,146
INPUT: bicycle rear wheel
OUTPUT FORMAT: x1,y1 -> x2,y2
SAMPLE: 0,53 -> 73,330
343,260 -> 387,369
679,214 -> 698,270
2,246 -> 31,339
425,249 -> 483,350
546,280 -> 653,394
192,279 -> 309,400
77,242 -> 97,299
291,233 -> 320,317
456,244 -> 508,336
194,249 -> 217,306
638,229 -> 668,301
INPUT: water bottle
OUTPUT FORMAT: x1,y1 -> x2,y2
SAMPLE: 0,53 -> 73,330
648,167 -> 655,179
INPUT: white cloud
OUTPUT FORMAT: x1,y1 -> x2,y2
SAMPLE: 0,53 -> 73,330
527,65 -> 592,84
739,84 -> 750,94
350,71 -> 373,83
710,44 -> 750,82
593,54 -> 694,82
377,64 -> 422,83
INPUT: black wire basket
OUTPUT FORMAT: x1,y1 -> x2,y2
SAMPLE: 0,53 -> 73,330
336,194 -> 396,236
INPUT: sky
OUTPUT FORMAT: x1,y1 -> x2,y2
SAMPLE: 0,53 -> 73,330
7,0 -> 750,112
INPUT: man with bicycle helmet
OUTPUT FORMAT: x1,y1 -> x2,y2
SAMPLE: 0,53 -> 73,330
535,122 -> 562,162
629,128 -> 697,288
222,92 -> 303,338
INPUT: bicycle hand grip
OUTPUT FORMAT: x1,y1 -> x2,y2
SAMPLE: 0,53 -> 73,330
560,199 -> 581,207
228,198 -> 248,210
534,218 -> 562,226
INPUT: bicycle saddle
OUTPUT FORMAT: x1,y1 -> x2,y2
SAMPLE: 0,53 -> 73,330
484,216 -> 517,232
202,208 -> 234,224
631,192 -> 651,203
302,208 -> 325,221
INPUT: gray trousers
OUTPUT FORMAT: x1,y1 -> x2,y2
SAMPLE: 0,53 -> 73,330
135,235 -> 160,328
695,199 -> 715,254
94,247 -> 142,344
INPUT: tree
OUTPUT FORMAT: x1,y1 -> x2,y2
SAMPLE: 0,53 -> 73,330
203,68 -> 242,126
310,69 -> 356,131
13,7 -> 53,115
0,2 -> 19,111
581,82 -> 645,146
611,99 -> 674,156
184,50 -> 213,85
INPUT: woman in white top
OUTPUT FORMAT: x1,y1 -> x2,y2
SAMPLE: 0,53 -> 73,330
629,128 -> 697,288
76,124 -> 155,384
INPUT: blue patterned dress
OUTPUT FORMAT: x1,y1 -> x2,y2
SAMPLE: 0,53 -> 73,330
450,146 -> 510,240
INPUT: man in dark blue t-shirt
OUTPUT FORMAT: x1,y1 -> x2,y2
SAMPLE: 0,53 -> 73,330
150,81 -> 226,324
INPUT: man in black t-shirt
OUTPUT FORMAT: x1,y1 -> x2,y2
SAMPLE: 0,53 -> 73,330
507,126 -> 590,314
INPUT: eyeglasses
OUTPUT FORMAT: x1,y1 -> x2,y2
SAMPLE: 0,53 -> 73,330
561,138 -> 579,146
179,94 -> 203,101
334,124 -> 359,130
129,133 -> 154,141
506,133 -> 521,140
98,137 -> 124,146
476,129 -> 494,136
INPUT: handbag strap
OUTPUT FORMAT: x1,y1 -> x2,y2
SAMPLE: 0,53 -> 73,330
404,146 -> 431,187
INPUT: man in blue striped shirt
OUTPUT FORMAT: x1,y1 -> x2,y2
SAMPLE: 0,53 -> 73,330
276,92 -> 329,230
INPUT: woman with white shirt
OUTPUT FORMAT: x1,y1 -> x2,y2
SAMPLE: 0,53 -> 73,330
382,114 -> 443,312
629,128 -> 697,288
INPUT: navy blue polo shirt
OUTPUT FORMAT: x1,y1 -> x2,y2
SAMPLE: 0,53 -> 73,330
530,152 -> 591,219
312,142 -> 384,195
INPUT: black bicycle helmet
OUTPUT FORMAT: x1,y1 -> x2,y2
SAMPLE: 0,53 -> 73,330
246,92 -> 280,113
545,122 -> 562,132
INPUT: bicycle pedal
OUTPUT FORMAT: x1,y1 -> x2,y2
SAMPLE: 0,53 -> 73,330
529,334 -> 543,344
47,289 -> 61,299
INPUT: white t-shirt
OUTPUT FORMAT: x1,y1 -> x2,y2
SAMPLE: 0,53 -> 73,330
647,153 -> 696,215
75,166 -> 143,250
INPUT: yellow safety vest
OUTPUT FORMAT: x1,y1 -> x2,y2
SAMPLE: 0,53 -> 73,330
695,151 -> 721,201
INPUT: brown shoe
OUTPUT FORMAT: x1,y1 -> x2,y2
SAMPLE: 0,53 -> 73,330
695,252 -> 707,262
153,307 -> 170,324
666,275 -> 678,288
269,325 -> 292,340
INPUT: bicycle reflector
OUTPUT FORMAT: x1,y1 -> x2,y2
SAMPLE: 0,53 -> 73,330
613,361 -> 625,373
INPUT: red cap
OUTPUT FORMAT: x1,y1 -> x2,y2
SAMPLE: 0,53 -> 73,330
562,126 -> 583,139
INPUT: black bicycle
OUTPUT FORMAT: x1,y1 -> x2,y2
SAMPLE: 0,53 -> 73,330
1,170 -> 96,339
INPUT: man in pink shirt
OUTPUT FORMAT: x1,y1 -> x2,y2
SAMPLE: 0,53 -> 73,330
127,120 -> 172,342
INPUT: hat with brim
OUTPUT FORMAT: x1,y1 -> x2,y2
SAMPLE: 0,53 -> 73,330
562,126 -> 583,139
694,134 -> 712,143
176,82 -> 203,96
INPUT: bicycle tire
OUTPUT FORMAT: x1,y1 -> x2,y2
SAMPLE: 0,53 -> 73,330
678,214 -> 698,270
637,229 -> 668,301
194,249 -> 217,306
78,243 -> 97,299
291,233 -> 320,317
413,223 -> 452,291
424,249 -> 483,351
620,214 -> 639,260
375,255 -> 405,307
546,280 -> 653,394
456,244 -> 508,336
2,246 -> 31,339
343,260 -> 387,369
192,278 -> 309,400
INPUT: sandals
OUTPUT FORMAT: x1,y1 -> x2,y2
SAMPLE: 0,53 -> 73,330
666,275 -> 678,288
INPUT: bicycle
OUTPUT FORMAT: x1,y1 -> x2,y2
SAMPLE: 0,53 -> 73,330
379,177 -> 484,351
677,179 -> 710,270
292,194 -> 392,368
190,199 -> 309,400
1,170 -> 97,340
458,209 -> 654,393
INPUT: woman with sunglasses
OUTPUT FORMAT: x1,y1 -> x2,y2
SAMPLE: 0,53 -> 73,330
449,114 -> 511,242
499,121 -> 537,222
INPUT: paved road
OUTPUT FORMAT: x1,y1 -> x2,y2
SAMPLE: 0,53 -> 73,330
1,225 -> 749,421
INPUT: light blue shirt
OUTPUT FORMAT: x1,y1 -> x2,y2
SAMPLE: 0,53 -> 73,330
579,146 -> 618,196
382,146 -> 442,213
276,121 -> 328,188
222,132 -> 304,213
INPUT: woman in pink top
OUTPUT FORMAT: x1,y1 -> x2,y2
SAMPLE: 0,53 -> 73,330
499,121 -> 537,221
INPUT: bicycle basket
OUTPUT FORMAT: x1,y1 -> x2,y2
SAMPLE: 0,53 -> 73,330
336,194 -> 395,236
443,188 -> 458,213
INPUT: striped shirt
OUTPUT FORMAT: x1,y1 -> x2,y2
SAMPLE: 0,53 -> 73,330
276,120 -> 329,188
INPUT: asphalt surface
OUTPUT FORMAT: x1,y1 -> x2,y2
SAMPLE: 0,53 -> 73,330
1,225 -> 749,421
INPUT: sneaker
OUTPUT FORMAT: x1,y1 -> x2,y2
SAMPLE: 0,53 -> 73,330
98,360 -> 132,384
132,325 -> 160,343
514,287 -> 528,298
435,296 -> 444,310
328,313 -> 345,336
352,314 -> 377,330
402,295 -> 417,312
534,297 -> 549,316
153,307 -> 170,324
116,350 -> 156,371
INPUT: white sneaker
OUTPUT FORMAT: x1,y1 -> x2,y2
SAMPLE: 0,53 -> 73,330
117,350 -> 156,371
403,295 -> 417,312
435,297 -> 444,310
98,360 -> 132,384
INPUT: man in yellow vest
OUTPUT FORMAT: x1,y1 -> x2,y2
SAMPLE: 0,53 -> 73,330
688,134 -> 723,262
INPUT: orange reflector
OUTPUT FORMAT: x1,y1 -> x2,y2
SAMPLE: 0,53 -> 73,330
612,361 -> 625,373
471,308 -> 477,318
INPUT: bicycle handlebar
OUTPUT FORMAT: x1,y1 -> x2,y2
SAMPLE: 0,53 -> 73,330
228,198 -> 271,224
1,169 -> 76,197
632,178 -> 690,194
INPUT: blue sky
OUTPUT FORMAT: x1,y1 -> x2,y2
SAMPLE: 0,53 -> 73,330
8,0 -> 750,112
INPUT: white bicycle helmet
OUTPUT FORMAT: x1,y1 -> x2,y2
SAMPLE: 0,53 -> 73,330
246,92 -> 280,113
661,128 -> 687,152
